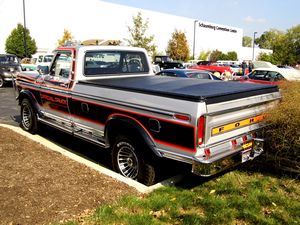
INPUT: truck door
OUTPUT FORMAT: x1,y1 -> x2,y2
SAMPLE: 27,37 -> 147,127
38,50 -> 74,133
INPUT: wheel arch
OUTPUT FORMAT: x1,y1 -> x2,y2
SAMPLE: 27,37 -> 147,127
18,90 -> 41,116
105,114 -> 161,157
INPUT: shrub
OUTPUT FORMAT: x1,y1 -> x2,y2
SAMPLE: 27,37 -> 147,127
264,81 -> 300,174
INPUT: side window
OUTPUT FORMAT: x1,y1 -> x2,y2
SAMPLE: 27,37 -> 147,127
38,55 -> 43,63
252,70 -> 267,80
189,72 -> 210,79
265,71 -> 278,81
248,71 -> 256,79
44,55 -> 53,63
276,73 -> 284,81
50,51 -> 72,79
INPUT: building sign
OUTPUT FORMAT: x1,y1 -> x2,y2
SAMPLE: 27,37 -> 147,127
198,22 -> 237,33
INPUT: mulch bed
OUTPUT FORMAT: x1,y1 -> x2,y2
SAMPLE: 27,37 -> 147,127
0,127 -> 138,225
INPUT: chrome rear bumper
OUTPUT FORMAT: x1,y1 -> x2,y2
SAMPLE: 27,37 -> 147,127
192,138 -> 264,176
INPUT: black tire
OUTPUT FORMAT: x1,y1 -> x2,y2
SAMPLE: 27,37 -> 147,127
112,135 -> 156,186
0,76 -> 5,88
20,99 -> 38,134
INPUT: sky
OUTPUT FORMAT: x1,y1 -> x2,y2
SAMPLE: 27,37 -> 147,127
101,0 -> 300,37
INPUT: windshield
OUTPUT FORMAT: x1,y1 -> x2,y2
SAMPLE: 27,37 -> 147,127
0,55 -> 18,63
44,55 -> 53,62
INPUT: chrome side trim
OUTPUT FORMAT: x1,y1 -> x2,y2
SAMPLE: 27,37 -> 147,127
38,118 -> 73,134
73,133 -> 107,148
72,92 -> 175,118
156,148 -> 193,164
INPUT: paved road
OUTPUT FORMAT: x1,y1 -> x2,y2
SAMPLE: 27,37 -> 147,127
0,86 -> 20,126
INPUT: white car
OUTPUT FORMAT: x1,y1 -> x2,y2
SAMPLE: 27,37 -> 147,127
21,53 -> 54,71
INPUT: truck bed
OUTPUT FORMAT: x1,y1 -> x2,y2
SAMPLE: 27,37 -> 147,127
78,76 -> 278,104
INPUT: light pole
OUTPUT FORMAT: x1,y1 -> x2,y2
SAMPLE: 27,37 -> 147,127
23,0 -> 28,57
252,31 -> 257,61
193,20 -> 198,60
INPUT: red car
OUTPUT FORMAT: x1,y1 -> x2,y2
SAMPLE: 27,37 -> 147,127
191,61 -> 233,75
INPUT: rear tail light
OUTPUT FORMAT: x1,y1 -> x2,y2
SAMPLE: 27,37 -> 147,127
242,135 -> 248,142
231,139 -> 237,146
204,148 -> 211,158
197,116 -> 205,146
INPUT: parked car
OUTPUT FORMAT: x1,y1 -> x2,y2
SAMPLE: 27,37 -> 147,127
0,54 -> 21,88
20,58 -> 37,71
21,53 -> 54,71
229,64 -> 242,74
277,65 -> 295,69
239,67 -> 300,85
191,62 -> 233,76
156,69 -> 222,80
153,55 -> 184,70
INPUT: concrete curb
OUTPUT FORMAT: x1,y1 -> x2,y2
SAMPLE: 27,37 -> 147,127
0,123 -> 183,193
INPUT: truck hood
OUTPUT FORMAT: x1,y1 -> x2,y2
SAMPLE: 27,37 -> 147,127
79,76 -> 278,104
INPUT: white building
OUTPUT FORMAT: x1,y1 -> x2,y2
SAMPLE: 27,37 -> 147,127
0,0 -> 271,61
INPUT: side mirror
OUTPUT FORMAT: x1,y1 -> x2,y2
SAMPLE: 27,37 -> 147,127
38,65 -> 49,75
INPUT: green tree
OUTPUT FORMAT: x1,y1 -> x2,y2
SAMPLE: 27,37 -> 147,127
226,51 -> 238,60
255,29 -> 284,49
209,49 -> 222,61
255,25 -> 300,65
166,29 -> 190,61
242,36 -> 252,47
57,29 -> 73,47
125,12 -> 157,57
5,23 -> 37,58
218,52 -> 228,60
284,25 -> 300,65
198,50 -> 211,60
257,52 -> 275,63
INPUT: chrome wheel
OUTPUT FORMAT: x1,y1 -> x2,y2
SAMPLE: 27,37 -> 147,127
0,77 -> 4,88
22,104 -> 32,130
117,142 -> 139,179
112,136 -> 156,185
20,99 -> 38,133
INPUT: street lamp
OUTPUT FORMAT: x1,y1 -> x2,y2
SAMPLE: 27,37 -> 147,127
23,0 -> 28,57
193,20 -> 198,60
252,31 -> 257,61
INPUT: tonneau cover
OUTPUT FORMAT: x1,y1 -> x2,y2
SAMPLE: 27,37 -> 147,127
78,76 -> 279,104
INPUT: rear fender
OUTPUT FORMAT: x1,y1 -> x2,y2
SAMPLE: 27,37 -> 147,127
105,114 -> 161,157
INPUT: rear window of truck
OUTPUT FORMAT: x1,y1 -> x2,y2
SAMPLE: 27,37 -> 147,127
84,51 -> 149,76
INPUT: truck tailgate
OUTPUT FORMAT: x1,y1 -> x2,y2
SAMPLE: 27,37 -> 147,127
202,90 -> 280,160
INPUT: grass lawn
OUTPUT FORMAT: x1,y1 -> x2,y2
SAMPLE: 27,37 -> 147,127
59,169 -> 300,225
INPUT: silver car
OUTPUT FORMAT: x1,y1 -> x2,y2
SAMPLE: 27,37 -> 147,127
0,54 -> 21,88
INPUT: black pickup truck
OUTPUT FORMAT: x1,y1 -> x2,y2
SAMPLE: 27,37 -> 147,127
153,55 -> 184,70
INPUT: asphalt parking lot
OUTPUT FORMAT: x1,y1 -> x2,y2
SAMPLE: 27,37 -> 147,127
0,86 -> 20,126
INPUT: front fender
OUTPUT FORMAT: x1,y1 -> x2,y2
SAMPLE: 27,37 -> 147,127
18,90 -> 42,116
